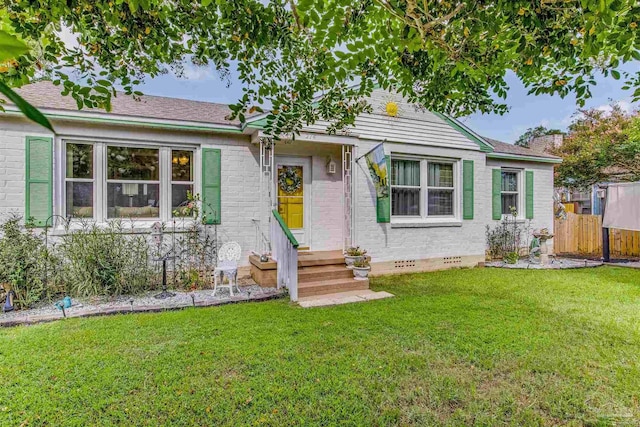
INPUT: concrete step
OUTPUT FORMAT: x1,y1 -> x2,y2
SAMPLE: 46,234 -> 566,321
297,252 -> 345,267
298,277 -> 369,298
298,264 -> 354,283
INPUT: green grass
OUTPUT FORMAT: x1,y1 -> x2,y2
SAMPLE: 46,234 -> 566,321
1,267 -> 639,426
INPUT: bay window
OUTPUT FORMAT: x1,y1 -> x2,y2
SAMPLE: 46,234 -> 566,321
63,141 -> 196,222
391,156 -> 458,221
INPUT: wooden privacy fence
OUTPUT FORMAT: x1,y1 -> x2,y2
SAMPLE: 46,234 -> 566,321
554,212 -> 640,257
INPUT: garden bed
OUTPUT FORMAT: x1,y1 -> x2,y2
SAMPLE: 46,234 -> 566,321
486,257 -> 603,269
1,285 -> 284,327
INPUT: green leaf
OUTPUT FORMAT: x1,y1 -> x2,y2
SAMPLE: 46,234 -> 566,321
0,81 -> 54,132
0,30 -> 29,62
611,70 -> 620,80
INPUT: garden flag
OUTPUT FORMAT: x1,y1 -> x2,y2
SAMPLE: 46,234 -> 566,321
360,143 -> 391,223
363,143 -> 389,199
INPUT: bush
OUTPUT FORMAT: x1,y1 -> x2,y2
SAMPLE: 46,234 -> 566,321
0,216 -> 60,308
486,211 -> 531,260
59,221 -> 156,297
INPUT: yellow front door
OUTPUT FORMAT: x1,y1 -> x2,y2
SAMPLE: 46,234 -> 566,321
277,165 -> 304,229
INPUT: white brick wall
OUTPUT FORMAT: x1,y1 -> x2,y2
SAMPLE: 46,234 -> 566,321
486,158 -> 556,253
353,140 -> 489,263
0,114 -> 556,268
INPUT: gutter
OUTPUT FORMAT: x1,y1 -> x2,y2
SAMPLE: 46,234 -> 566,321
2,107 -> 243,134
487,152 -> 562,164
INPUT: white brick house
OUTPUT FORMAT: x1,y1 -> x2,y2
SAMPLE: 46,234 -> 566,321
0,82 -> 560,297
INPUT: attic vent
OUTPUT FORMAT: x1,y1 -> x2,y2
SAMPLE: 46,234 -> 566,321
443,256 -> 462,265
394,260 -> 416,269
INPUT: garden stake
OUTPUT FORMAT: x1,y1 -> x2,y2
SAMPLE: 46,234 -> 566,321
190,293 -> 196,307
154,249 -> 176,299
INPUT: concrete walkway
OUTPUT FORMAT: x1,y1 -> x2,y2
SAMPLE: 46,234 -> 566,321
298,290 -> 394,308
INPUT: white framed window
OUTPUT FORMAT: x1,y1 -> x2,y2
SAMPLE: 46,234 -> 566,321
65,142 -> 95,219
501,169 -> 523,217
62,140 -> 197,223
106,146 -> 161,219
391,156 -> 459,221
391,159 -> 421,216
171,150 -> 195,217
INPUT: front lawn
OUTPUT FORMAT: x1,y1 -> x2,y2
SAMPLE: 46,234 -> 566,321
1,267 -> 639,426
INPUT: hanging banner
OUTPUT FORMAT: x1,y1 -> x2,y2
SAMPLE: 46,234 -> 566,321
363,143 -> 389,199
360,143 -> 390,223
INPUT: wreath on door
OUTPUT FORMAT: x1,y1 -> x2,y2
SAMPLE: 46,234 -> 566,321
278,167 -> 302,194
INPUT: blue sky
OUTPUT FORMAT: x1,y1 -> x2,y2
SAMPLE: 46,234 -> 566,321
138,63 -> 639,144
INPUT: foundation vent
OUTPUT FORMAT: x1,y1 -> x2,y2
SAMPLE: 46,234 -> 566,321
443,256 -> 462,265
394,259 -> 417,269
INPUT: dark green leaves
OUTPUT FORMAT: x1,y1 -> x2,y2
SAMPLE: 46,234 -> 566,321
2,0 -> 639,137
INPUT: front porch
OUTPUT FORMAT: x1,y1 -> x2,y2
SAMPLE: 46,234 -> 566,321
250,250 -> 370,298
250,132 -> 361,301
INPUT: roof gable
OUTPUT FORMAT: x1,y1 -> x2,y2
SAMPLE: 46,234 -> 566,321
298,89 -> 492,152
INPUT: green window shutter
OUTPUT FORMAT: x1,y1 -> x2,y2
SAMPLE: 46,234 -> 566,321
201,148 -> 221,225
492,169 -> 502,220
525,170 -> 534,219
25,136 -> 53,227
376,155 -> 391,223
462,160 -> 474,220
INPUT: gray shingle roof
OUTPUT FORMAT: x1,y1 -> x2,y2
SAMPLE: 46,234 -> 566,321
484,137 -> 561,160
13,81 -> 239,126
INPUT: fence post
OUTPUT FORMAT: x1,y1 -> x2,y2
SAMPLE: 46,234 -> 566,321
599,185 -> 610,262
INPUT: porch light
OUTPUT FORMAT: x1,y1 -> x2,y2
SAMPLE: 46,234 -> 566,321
326,156 -> 337,174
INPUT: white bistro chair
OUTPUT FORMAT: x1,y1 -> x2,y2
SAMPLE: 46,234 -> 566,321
213,242 -> 242,297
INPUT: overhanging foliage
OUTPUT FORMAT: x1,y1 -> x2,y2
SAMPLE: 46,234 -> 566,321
2,0 -> 640,136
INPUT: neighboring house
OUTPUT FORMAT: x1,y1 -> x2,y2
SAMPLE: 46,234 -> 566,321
525,133 -> 627,216
0,82 -> 560,297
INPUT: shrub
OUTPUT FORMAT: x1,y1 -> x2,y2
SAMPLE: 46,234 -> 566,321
485,210 -> 531,260
0,216 -> 60,308
59,221 -> 156,297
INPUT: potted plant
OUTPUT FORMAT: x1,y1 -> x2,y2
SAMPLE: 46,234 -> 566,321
352,259 -> 371,280
345,246 -> 367,269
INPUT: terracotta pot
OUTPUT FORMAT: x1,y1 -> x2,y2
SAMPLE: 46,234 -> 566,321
352,266 -> 370,280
